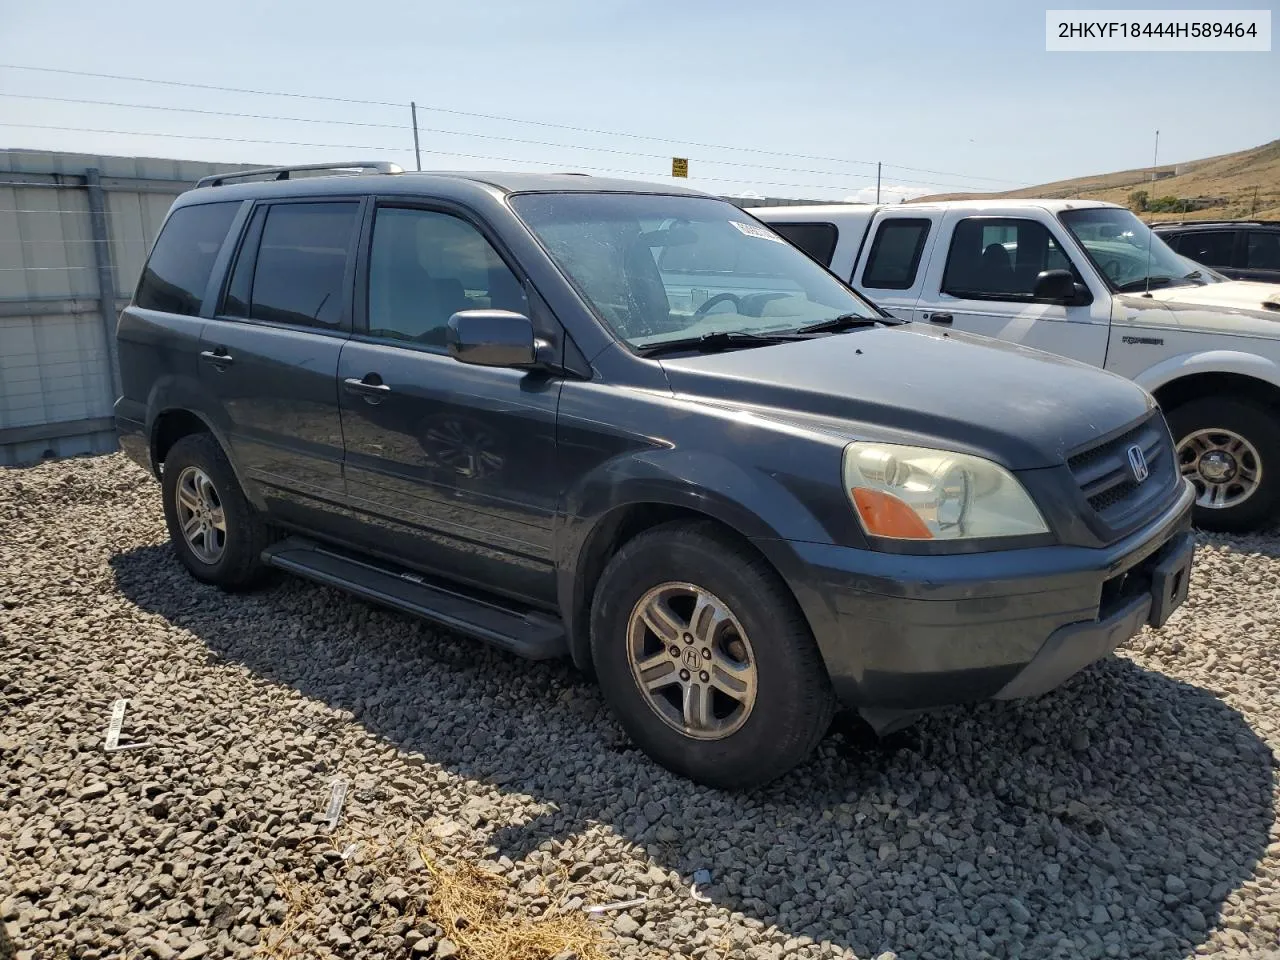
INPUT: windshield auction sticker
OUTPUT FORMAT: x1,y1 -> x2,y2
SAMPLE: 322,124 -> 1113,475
730,220 -> 787,243
1046,9 -> 1270,50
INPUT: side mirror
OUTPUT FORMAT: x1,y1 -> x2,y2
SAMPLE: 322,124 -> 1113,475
446,310 -> 537,368
1032,269 -> 1078,302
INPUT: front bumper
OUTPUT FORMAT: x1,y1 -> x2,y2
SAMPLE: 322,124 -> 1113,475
759,478 -> 1195,712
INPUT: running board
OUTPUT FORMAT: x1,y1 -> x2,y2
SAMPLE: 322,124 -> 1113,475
261,538 -> 567,660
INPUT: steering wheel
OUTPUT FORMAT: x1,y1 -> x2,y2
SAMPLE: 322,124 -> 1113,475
694,292 -> 742,318
1102,259 -> 1124,282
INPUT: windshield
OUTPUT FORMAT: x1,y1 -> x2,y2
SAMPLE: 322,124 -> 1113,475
510,193 -> 879,349
1059,207 -> 1214,291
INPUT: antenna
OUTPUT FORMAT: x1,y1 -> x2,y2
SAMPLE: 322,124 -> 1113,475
1143,129 -> 1158,297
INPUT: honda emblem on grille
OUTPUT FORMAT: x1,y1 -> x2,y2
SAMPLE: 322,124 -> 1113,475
1127,444 -> 1149,483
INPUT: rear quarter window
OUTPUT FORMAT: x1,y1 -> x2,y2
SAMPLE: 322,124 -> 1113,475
135,202 -> 240,316
768,222 -> 839,267
861,219 -> 931,289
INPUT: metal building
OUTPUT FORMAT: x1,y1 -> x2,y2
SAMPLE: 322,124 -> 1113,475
0,149 -> 258,466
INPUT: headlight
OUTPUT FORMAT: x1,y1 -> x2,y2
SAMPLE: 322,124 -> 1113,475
843,442 -> 1048,541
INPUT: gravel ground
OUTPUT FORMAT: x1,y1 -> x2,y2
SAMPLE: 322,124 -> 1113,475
2,452 -> 1279,960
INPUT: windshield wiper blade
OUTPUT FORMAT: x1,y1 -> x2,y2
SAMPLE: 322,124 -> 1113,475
637,330 -> 804,357
1115,276 -> 1174,292
794,313 -> 895,335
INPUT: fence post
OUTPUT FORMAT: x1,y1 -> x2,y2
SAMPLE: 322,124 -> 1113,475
84,168 -> 122,401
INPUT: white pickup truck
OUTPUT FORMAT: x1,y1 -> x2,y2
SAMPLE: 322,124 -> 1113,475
750,200 -> 1280,532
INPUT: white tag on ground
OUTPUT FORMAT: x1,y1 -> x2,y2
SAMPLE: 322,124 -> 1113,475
324,777 -> 349,831
104,699 -> 128,751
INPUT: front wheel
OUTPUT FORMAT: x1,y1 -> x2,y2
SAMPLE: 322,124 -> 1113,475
1167,397 -> 1280,533
590,521 -> 835,789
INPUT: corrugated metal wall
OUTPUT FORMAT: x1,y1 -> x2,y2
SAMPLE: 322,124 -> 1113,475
0,150 -> 260,466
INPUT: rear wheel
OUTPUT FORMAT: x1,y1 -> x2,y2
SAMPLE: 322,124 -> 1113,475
1167,397 -> 1280,532
161,433 -> 274,589
590,521 -> 835,789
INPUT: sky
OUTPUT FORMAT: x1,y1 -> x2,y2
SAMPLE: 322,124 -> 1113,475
0,0 -> 1276,201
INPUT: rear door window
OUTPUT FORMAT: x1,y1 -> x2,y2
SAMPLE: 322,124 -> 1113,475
861,219 -> 931,290
135,202 -> 240,316
225,202 -> 360,330
769,222 -> 839,267
1176,230 -> 1236,268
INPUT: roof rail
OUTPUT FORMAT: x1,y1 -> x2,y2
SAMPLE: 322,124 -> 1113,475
1151,219 -> 1267,228
194,161 -> 404,189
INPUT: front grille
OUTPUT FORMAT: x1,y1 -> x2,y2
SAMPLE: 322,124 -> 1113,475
1066,412 -> 1179,536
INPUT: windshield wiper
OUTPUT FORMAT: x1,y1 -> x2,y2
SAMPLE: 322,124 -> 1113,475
1115,276 -> 1174,292
636,330 -> 805,358
794,313 -> 897,335
1183,269 -> 1208,284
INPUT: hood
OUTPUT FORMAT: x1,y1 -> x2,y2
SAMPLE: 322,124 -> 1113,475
659,324 -> 1155,470
1142,279 -> 1280,313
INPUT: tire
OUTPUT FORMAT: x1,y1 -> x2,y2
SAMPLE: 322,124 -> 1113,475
161,433 -> 274,589
1166,397 -> 1280,533
590,520 -> 835,789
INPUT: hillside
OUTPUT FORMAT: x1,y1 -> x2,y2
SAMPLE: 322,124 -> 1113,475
917,139 -> 1280,221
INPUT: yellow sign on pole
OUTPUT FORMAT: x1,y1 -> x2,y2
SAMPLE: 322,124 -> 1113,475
671,157 -> 689,178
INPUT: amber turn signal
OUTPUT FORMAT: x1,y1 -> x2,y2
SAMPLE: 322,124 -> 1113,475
851,488 -> 934,539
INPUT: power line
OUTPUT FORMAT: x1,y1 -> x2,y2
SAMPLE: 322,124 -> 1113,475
0,63 -> 1026,188
0,121 -> 931,194
0,93 -> 1004,192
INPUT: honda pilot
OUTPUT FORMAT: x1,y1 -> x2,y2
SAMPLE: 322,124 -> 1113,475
115,162 -> 1195,789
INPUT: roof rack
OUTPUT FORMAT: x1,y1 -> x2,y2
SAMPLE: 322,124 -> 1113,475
1151,219 -> 1268,228
194,161 -> 404,189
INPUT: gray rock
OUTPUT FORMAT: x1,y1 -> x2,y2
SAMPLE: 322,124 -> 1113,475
613,914 -> 640,937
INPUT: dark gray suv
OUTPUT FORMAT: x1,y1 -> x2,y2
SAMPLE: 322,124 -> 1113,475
115,162 -> 1195,789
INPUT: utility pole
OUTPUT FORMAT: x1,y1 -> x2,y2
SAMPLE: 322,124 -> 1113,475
410,102 -> 422,171
1251,185 -> 1259,216
876,161 -> 881,204
1151,130 -> 1159,182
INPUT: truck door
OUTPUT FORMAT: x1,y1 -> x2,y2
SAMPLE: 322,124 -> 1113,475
850,212 -> 941,319
911,211 -> 1111,367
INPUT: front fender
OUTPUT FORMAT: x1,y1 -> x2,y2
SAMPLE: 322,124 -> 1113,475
555,445 -> 860,669
1133,349 -> 1280,395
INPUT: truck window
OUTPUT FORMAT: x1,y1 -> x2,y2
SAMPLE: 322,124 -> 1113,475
365,207 -> 526,347
1178,230 -> 1235,268
229,202 -> 360,330
861,219 -> 930,289
942,218 -> 1076,300
135,202 -> 240,316
768,222 -> 839,267
1246,231 -> 1280,271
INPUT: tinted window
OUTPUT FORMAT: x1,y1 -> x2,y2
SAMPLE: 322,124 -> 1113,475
1177,230 -> 1235,268
222,206 -> 267,319
135,202 -> 239,316
249,202 -> 359,329
1246,231 -> 1280,271
862,219 -> 931,289
943,218 -> 1077,299
770,222 -> 839,267
366,208 -> 526,347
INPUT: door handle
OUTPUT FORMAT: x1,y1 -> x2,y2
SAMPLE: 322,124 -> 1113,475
200,349 -> 234,367
343,376 -> 391,403
928,313 -> 954,325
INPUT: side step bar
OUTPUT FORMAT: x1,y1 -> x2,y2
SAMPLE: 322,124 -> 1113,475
262,538 -> 567,661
